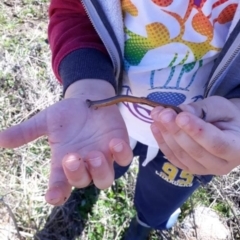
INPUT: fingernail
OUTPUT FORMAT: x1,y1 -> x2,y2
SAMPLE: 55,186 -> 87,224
89,156 -> 102,167
113,142 -> 123,152
159,112 -> 173,123
46,188 -> 61,204
64,158 -> 81,171
178,115 -> 190,127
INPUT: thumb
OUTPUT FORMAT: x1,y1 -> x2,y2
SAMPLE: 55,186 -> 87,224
179,96 -> 237,123
0,110 -> 47,148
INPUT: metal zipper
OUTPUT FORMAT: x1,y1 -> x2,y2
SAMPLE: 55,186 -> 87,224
204,32 -> 240,97
81,0 -> 121,86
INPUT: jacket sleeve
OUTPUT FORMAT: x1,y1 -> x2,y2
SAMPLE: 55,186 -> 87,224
48,0 -> 116,93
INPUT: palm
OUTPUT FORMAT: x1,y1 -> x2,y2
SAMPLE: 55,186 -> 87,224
45,98 -> 128,162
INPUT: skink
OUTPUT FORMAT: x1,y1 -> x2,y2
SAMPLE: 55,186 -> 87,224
87,95 -> 206,120
86,95 -> 182,113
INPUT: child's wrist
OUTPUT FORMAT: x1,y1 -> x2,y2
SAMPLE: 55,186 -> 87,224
64,79 -> 116,100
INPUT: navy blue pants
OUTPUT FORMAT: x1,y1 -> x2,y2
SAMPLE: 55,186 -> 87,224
114,142 -> 213,230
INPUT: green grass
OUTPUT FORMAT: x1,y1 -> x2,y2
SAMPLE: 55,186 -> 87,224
0,1 -> 240,240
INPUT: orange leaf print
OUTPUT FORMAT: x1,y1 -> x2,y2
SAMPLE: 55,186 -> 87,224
122,0 -> 138,16
192,12 -> 213,39
217,4 -> 238,24
152,0 -> 173,7
212,0 -> 228,9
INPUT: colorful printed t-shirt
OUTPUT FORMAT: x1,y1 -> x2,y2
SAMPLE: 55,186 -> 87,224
119,0 -> 238,148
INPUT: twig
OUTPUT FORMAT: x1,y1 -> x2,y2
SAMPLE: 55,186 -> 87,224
0,197 -> 23,240
190,197 -> 199,240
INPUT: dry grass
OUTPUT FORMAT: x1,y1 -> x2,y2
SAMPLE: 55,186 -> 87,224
0,1 -> 60,239
0,1 -> 240,240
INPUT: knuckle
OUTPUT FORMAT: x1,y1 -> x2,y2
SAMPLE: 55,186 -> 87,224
173,128 -> 183,138
211,137 -> 229,156
190,126 -> 205,139
188,147 -> 204,159
175,145 -> 189,161
158,125 -> 168,134
175,149 -> 187,160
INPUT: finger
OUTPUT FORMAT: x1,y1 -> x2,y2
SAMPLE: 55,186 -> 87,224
151,108 -> 190,170
109,138 -> 133,166
180,96 -> 239,122
62,153 -> 92,188
150,123 -> 189,171
0,110 -> 47,148
161,113 -> 226,174
86,151 -> 114,189
155,109 -> 222,174
173,128 -> 227,175
45,163 -> 72,206
46,150 -> 72,206
176,112 -> 233,161
45,181 -> 71,206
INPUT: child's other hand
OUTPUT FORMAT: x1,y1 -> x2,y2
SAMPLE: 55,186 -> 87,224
0,80 -> 132,206
150,96 -> 240,176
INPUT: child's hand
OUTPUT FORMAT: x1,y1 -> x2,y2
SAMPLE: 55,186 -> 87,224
0,80 -> 132,206
150,96 -> 240,175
